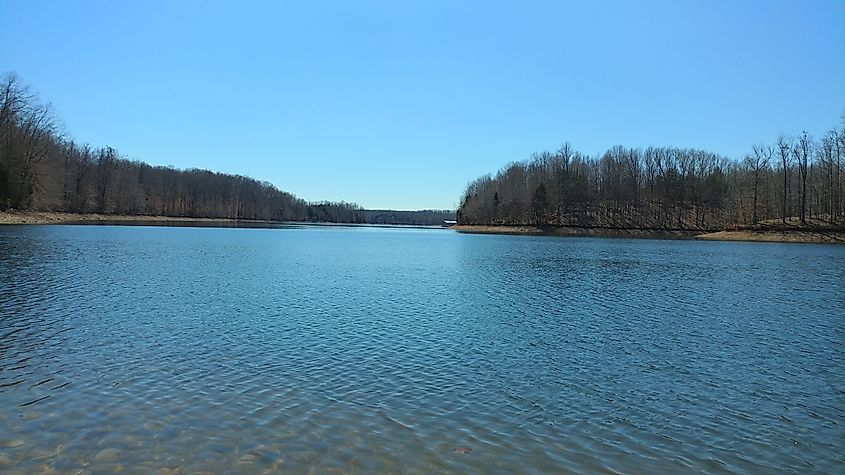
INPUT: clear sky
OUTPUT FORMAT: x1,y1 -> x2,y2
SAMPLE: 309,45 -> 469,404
1,0 -> 843,210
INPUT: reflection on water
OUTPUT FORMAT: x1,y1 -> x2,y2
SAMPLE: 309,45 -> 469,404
63,219 -> 315,231
0,225 -> 843,473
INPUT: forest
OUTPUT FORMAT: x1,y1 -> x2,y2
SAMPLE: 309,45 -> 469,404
5,71 -> 842,232
458,126 -> 844,231
0,74 -> 453,226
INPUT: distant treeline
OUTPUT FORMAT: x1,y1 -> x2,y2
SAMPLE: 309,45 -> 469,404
459,126 -> 844,230
0,74 -> 454,225
306,202 -> 454,225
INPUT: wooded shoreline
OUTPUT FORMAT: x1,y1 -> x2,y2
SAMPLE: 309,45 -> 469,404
453,222 -> 845,244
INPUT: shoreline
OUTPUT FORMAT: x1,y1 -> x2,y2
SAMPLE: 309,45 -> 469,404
452,225 -> 703,240
0,211 -> 283,226
4,211 -> 843,243
694,229 -> 845,244
0,211 -> 448,229
453,224 -> 845,244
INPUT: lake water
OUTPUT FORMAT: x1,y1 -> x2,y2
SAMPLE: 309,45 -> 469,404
1,225 -> 843,474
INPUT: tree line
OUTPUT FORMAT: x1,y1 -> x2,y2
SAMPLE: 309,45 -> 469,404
305,202 -> 453,225
458,125 -> 844,230
0,74 -> 454,226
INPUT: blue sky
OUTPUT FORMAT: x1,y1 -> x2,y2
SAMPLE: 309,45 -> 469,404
1,0 -> 843,210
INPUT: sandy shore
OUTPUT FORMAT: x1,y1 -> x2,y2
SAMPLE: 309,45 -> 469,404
0,210 -> 267,226
453,224 -> 845,244
695,229 -> 845,244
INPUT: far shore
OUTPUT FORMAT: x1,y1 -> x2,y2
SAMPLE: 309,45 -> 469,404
453,224 -> 845,244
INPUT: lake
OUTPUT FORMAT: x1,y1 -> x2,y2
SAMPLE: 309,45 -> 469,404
1,225 -> 843,474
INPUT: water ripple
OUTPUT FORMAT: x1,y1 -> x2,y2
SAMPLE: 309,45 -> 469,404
0,226 -> 843,473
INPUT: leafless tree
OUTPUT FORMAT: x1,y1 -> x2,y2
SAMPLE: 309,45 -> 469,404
776,135 -> 791,224
745,144 -> 773,223
793,131 -> 812,224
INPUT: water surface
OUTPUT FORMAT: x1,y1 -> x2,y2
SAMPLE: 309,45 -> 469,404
1,225 -> 843,473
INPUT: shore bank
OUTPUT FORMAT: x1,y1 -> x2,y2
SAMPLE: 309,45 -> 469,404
452,225 -> 702,240
0,211 -> 446,229
0,211 -> 271,226
453,224 -> 845,244
695,229 -> 845,244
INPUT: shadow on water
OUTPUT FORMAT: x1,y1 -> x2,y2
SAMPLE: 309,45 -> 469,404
61,219 -> 305,229
61,220 -> 449,230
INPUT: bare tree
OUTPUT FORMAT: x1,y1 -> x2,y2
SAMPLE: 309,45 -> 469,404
818,132 -> 838,222
746,144 -> 773,223
0,74 -> 57,208
776,135 -> 792,223
531,183 -> 548,225
793,131 -> 812,224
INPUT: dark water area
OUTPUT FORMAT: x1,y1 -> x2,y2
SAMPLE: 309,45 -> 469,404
63,220 -> 446,231
0,225 -> 843,474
